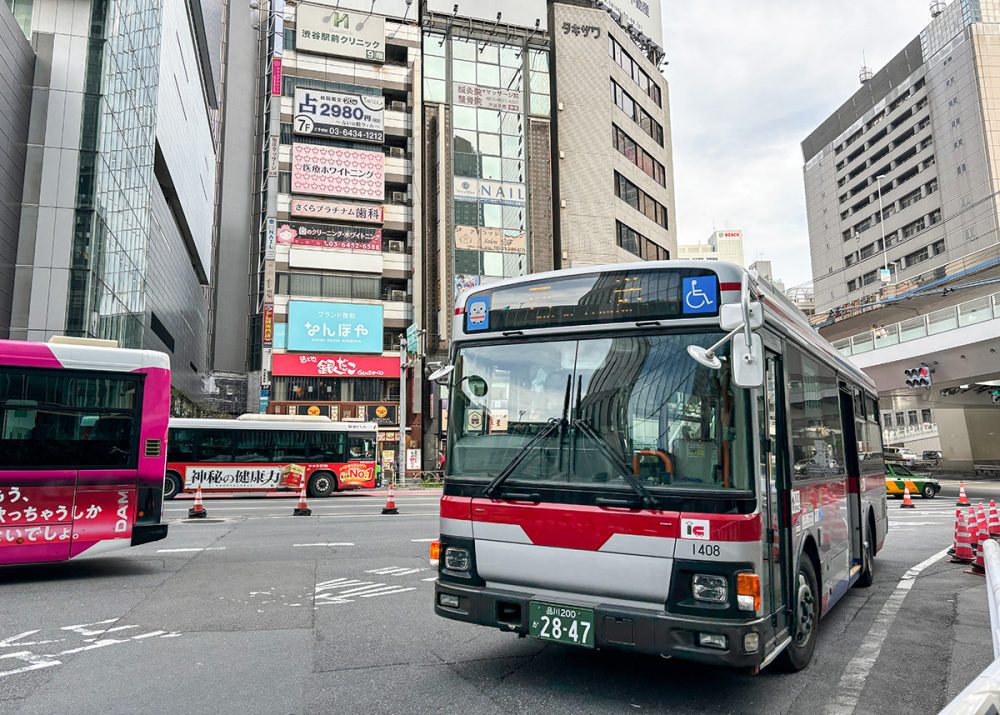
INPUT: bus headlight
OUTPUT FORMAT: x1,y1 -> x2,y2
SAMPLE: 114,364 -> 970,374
692,574 -> 728,603
444,547 -> 470,572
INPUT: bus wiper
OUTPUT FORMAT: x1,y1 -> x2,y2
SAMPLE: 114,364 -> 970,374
574,419 -> 657,509
484,417 -> 566,498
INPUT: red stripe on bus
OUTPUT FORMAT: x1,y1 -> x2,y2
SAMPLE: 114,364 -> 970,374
720,282 -> 742,292
441,495 -> 472,520
454,307 -> 465,315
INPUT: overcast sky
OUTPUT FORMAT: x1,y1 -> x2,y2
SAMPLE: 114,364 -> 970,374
662,1 -> 941,288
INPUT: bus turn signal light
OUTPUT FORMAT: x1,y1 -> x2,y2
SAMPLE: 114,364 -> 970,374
430,540 -> 440,567
736,573 -> 760,612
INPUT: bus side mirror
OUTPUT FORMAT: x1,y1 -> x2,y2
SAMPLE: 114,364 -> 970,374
732,332 -> 764,388
428,364 -> 454,383
721,301 -> 763,331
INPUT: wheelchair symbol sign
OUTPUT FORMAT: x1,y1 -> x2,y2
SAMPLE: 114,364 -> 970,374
682,277 -> 718,315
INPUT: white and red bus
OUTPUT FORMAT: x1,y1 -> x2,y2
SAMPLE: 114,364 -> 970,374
164,417 -> 378,498
0,336 -> 171,566
432,261 -> 886,671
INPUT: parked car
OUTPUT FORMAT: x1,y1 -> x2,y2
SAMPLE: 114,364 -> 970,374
922,450 -> 942,461
885,462 -> 941,499
884,447 -> 919,465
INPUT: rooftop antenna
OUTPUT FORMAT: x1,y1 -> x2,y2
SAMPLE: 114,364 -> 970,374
859,50 -> 873,85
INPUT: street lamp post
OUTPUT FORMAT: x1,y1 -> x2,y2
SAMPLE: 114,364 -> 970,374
875,174 -> 890,278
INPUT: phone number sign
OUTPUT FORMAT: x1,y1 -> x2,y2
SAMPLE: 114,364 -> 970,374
294,88 -> 384,143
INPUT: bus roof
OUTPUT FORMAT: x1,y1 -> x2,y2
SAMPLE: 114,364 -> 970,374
169,418 -> 380,433
0,338 -> 170,372
452,261 -> 875,394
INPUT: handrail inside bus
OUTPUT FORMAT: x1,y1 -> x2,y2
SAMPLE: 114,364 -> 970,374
632,450 -> 673,481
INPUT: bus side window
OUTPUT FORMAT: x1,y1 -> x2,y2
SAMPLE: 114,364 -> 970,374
274,429 -> 308,462
198,429 -> 234,462
311,432 -> 346,462
169,429 -> 196,462
348,436 -> 374,461
234,429 -> 273,463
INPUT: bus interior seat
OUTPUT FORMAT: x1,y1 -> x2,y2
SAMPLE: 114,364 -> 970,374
671,439 -> 719,486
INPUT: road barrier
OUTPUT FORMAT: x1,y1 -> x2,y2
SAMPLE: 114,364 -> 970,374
940,539 -> 1000,713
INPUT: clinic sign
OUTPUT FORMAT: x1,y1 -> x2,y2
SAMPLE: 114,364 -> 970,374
287,300 -> 383,353
290,197 -> 383,224
292,144 -> 384,201
294,88 -> 384,143
453,83 -> 521,112
276,221 -> 382,251
453,178 -> 526,206
296,4 -> 385,62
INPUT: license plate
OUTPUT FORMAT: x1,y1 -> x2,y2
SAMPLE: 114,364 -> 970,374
528,601 -> 595,648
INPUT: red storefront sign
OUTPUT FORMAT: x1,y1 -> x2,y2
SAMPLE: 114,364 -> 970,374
273,353 -> 400,378
271,58 -> 282,95
263,304 -> 274,347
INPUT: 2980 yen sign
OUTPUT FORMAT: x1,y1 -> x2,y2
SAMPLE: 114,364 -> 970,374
528,601 -> 595,648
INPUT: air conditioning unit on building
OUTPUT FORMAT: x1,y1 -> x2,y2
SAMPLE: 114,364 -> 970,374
388,289 -> 407,302
391,191 -> 406,204
389,147 -> 405,158
390,101 -> 406,112
388,240 -> 405,253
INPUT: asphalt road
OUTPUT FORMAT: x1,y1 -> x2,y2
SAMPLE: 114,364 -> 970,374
1,486 -> 996,715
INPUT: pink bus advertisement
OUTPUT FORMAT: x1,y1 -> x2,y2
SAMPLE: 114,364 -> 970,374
0,337 -> 171,566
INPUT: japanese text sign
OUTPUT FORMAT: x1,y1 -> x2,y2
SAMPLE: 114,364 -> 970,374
292,144 -> 384,201
296,4 -> 386,62
294,88 -> 384,143
287,300 -> 383,353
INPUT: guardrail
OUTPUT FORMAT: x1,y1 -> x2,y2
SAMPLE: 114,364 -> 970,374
939,539 -> 1000,714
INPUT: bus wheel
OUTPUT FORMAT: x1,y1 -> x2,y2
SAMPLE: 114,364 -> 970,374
856,519 -> 875,588
776,557 -> 819,672
163,472 -> 182,500
308,472 -> 336,498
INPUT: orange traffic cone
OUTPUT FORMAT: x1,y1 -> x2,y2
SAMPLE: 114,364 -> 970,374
293,479 -> 312,516
188,482 -> 207,519
989,501 -> 1000,538
968,518 -> 989,575
952,510 -> 974,563
950,507 -> 961,555
900,486 -> 916,509
957,482 -> 970,507
381,481 -> 399,515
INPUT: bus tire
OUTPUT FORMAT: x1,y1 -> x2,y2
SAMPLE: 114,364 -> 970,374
308,471 -> 337,498
855,515 -> 875,588
163,472 -> 182,500
776,556 -> 819,672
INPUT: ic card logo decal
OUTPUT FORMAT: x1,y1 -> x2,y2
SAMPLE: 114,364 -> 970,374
681,518 -> 710,540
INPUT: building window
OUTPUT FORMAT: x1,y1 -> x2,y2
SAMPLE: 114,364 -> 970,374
612,125 -> 666,187
609,36 -> 661,106
899,189 -> 922,209
931,238 -> 945,255
847,278 -> 859,292
276,272 -> 382,301
616,221 -> 668,260
615,173 -> 669,228
610,80 -> 663,146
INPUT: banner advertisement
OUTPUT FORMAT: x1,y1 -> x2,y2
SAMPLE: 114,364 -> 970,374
287,300 -> 383,353
262,304 -> 275,348
272,353 -> 400,378
366,404 -> 398,425
273,322 -> 286,349
290,197 -> 383,224
294,88 -> 384,143
454,274 -> 480,296
453,177 -> 526,205
261,348 -> 272,388
271,58 -> 282,95
454,226 -> 527,253
265,218 -> 277,260
296,5 -> 386,62
454,83 -> 521,112
276,221 -> 381,251
185,466 -> 283,491
292,144 -> 384,201
264,262 -> 276,303
406,449 -> 421,470
268,136 -> 280,177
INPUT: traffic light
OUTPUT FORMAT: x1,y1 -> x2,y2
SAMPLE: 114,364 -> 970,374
904,364 -> 933,389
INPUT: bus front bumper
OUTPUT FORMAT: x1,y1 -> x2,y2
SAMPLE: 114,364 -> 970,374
131,523 -> 168,546
434,580 -> 772,668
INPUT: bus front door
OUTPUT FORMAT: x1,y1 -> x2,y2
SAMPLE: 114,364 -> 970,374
760,353 -> 791,642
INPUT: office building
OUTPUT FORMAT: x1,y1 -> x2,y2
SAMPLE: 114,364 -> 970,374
250,0 -> 420,473
0,2 -> 32,338
802,0 -> 1000,468
678,229 -> 744,264
417,0 -> 671,468
7,0 -> 222,410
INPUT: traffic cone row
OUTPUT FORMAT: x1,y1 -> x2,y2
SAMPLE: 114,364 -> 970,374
293,479 -> 312,516
951,509 -> 974,563
187,482 -> 207,519
382,481 -> 399,515
968,515 -> 990,576
947,494 -> 1000,574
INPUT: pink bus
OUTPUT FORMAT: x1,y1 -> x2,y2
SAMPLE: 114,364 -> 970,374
0,336 -> 171,565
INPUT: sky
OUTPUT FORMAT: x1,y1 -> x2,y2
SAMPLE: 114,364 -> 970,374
662,1 -> 940,288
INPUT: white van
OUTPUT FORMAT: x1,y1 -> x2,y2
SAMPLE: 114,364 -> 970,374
884,447 -> 918,464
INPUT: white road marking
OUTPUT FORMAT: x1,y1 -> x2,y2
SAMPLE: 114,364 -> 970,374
156,547 -> 225,553
888,521 -> 944,527
365,566 -> 424,576
293,543 -> 355,547
411,538 -> 437,542
422,577 -> 437,582
0,651 -> 61,678
825,547 -> 950,715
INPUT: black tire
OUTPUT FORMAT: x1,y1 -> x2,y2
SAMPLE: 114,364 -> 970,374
775,556 -> 819,672
163,472 -> 182,500
922,483 -> 936,499
307,471 -> 337,498
856,520 -> 875,588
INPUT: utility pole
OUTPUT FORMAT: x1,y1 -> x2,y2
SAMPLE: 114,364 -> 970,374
398,337 -> 407,486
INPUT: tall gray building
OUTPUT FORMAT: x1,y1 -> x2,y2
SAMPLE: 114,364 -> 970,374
8,0 -> 223,410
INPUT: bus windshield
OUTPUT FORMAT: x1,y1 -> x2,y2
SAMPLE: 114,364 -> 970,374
448,333 -> 752,492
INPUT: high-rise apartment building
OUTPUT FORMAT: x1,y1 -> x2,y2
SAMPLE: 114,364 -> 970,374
678,229 -> 744,264
7,0 -> 223,409
803,0 -> 1000,468
250,0 -> 420,470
